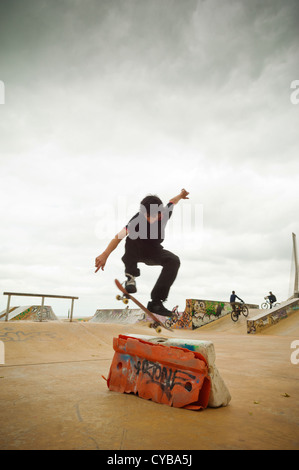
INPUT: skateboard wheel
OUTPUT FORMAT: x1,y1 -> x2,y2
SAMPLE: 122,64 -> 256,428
116,295 -> 122,301
156,326 -> 162,333
123,298 -> 129,304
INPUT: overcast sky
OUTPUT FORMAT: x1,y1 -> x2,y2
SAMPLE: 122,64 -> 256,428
0,0 -> 298,317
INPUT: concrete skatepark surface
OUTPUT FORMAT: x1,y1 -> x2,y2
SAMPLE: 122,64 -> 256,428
0,309 -> 299,450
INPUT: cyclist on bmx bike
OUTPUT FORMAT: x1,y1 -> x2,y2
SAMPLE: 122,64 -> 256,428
230,291 -> 249,322
261,292 -> 279,309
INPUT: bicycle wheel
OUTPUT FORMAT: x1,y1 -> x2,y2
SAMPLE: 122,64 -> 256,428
231,311 -> 239,322
261,302 -> 268,309
241,305 -> 249,317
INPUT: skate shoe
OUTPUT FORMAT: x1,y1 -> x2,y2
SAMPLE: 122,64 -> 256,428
125,273 -> 137,294
147,300 -> 173,317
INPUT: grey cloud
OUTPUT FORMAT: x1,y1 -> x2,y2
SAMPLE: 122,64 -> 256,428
0,0 -> 298,316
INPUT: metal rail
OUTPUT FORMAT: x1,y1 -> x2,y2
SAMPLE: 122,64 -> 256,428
3,292 -> 79,322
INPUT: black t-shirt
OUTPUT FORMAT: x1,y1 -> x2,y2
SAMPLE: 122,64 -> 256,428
125,202 -> 173,249
230,294 -> 242,303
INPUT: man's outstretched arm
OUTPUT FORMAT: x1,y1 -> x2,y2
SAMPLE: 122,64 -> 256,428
169,188 -> 189,205
95,227 -> 127,273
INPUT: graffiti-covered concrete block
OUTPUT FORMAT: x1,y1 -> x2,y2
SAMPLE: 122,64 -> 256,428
125,335 -> 231,408
107,335 -> 211,410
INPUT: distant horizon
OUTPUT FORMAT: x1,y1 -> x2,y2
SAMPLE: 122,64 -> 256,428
1,291 -> 295,320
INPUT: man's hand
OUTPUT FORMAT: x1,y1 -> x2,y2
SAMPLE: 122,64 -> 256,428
180,188 -> 189,199
169,188 -> 190,205
95,253 -> 108,273
94,229 -> 127,273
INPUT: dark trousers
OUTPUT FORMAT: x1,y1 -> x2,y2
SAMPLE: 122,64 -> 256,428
122,240 -> 180,301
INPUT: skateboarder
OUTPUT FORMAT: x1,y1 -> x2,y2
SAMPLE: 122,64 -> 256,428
95,188 -> 189,316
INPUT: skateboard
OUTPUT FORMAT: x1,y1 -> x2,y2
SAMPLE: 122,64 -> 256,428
115,279 -> 173,333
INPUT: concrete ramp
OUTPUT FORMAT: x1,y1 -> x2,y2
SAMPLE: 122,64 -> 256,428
0,306 -> 30,321
90,308 -> 144,324
0,305 -> 58,322
247,299 -> 299,334
190,301 -> 299,336
172,299 -> 259,330
196,308 -> 253,334
0,321 -> 114,365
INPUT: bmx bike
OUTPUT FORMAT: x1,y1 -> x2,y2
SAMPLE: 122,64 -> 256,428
231,302 -> 249,322
164,306 -> 179,328
261,298 -> 280,309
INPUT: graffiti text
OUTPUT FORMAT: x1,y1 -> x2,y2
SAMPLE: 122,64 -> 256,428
134,358 -> 196,400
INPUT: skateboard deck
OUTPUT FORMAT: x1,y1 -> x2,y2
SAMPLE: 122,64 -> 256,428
115,279 -> 173,332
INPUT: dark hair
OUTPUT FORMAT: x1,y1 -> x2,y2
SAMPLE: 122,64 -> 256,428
140,195 -> 163,216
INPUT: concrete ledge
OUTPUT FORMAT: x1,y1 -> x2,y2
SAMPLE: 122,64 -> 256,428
247,299 -> 299,334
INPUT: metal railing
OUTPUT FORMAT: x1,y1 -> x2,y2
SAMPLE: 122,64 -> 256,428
3,292 -> 79,322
